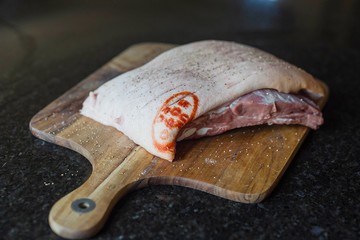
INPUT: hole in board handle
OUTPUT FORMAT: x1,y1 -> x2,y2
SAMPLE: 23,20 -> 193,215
71,198 -> 96,213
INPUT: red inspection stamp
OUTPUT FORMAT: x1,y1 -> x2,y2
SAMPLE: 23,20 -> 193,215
152,91 -> 199,154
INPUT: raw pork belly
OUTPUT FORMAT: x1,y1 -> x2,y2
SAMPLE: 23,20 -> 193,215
81,40 -> 326,161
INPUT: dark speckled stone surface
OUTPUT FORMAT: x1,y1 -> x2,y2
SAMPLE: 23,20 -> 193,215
1,0 -> 360,239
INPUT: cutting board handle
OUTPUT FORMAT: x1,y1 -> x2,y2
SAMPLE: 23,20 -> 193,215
48,146 -> 152,239
48,172 -> 130,239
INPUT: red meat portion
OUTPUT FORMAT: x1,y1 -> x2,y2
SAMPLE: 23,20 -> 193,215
177,89 -> 323,141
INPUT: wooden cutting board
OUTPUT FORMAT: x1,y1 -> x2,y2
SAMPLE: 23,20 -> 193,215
29,43 -> 329,239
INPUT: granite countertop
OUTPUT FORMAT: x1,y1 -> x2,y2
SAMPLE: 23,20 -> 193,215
1,0 -> 359,239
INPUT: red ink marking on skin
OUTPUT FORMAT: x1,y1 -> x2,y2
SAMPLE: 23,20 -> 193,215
164,118 -> 175,128
162,107 -> 171,114
170,107 -> 182,117
158,114 -> 165,121
152,92 -> 199,154
178,99 -> 191,108
178,113 -> 189,124
160,129 -> 169,140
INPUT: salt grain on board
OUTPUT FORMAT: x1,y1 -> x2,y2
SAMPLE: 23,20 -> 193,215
205,158 -> 217,165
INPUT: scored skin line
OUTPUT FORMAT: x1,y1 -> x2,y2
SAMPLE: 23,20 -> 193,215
167,92 -> 197,107
138,84 -> 186,110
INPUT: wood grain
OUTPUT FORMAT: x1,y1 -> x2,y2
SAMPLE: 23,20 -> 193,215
29,43 -> 329,239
